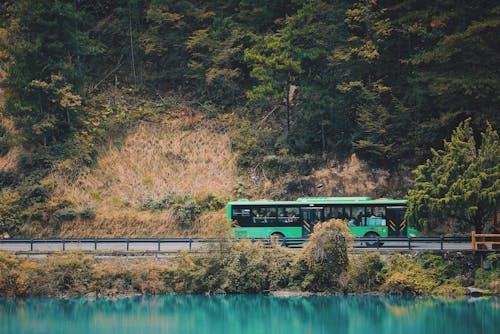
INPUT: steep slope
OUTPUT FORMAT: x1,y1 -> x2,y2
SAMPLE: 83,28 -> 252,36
49,114 -> 237,238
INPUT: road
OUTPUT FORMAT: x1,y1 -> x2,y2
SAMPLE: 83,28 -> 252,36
0,238 -> 474,253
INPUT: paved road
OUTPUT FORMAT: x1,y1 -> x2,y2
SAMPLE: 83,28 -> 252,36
0,239 -> 473,253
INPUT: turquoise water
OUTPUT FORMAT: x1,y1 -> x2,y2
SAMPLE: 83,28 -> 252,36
1,295 -> 498,334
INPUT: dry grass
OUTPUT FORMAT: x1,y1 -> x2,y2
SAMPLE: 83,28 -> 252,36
306,154 -> 390,197
51,114 -> 237,237
0,145 -> 21,171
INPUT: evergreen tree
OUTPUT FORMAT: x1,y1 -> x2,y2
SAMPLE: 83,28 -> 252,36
407,119 -> 500,234
2,0 -> 88,146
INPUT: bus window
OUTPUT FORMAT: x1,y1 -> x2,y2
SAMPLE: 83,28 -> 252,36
351,207 -> 365,226
331,207 -> 348,220
252,207 -> 276,224
278,207 -> 299,224
373,207 -> 386,218
266,207 -> 277,224
324,207 -> 334,220
232,207 -> 250,218
366,207 -> 386,226
252,208 -> 263,224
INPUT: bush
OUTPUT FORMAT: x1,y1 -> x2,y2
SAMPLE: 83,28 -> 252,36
0,139 -> 9,156
379,253 -> 465,295
45,255 -> 94,296
0,189 -> 21,235
345,253 -> 387,293
92,263 -> 134,296
142,192 -> 203,229
292,219 -> 350,292
163,241 -> 293,294
474,253 -> 500,294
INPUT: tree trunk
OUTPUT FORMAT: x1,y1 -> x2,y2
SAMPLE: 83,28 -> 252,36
286,73 -> 291,136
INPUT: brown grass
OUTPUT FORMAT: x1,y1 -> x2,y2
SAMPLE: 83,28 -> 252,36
0,145 -> 21,171
306,154 -> 391,197
51,114 -> 237,237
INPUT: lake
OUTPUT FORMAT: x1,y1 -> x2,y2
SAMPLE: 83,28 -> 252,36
1,295 -> 498,334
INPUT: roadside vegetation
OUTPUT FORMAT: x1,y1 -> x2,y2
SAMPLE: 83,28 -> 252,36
1,221 -> 498,298
0,0 -> 498,239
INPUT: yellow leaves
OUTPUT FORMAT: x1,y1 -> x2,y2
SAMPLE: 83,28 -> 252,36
30,74 -> 82,109
30,79 -> 49,88
336,81 -> 363,93
355,40 -> 380,60
58,86 -> 82,108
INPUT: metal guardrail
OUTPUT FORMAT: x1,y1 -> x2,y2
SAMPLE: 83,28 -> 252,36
0,236 -> 472,253
0,238 -> 206,252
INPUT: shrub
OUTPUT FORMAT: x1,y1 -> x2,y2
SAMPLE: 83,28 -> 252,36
0,189 -> 21,235
292,219 -> 350,292
0,138 -> 9,156
92,263 -> 134,296
79,208 -> 96,219
380,254 -> 459,295
132,263 -> 169,295
142,192 -> 203,229
474,253 -> 500,294
164,241 -> 293,294
345,253 -> 387,293
45,255 -> 94,296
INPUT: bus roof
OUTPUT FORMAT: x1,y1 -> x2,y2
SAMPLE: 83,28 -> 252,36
228,197 -> 407,206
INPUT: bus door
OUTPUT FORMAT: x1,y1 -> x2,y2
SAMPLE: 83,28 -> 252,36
301,207 -> 324,237
386,206 -> 407,237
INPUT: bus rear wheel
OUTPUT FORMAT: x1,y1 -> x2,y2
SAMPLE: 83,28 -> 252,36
270,233 -> 286,246
364,232 -> 383,248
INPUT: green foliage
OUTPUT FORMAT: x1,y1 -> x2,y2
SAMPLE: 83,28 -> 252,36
345,253 -> 387,293
2,0 -> 88,146
474,253 -> 500,294
164,241 -> 293,294
1,0 -> 500,238
0,189 -> 21,235
381,254 -> 439,295
381,253 -> 467,295
292,220 -> 350,292
143,192 -> 226,229
0,249 -> 496,297
407,119 -> 500,233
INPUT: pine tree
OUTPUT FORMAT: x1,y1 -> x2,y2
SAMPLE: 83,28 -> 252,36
2,0 -> 87,146
407,119 -> 500,234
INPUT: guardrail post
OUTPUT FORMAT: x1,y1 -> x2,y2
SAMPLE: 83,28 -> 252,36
94,238 -> 97,251
157,238 -> 161,252
126,238 -> 129,251
408,237 -> 412,250
30,239 -> 34,251
472,231 -> 476,253
440,235 -> 444,250
189,238 -> 192,251
376,237 -> 380,250
62,239 -> 66,251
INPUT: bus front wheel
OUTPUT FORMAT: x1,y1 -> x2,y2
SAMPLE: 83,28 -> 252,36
364,232 -> 383,247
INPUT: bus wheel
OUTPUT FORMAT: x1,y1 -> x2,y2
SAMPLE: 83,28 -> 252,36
364,232 -> 382,248
270,233 -> 286,247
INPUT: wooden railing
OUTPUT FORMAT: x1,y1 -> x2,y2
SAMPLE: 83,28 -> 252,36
471,232 -> 500,253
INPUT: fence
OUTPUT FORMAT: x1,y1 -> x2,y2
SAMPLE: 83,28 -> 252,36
471,232 -> 500,253
0,236 -> 473,255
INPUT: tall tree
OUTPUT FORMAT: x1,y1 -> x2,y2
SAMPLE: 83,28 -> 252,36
407,119 -> 500,234
2,0 -> 87,146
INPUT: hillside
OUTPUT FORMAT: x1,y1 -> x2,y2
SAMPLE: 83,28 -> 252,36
1,101 -> 404,238
1,1 -> 498,237
38,113 -> 234,238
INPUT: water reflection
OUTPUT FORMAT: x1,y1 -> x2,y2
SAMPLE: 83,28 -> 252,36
1,295 -> 498,334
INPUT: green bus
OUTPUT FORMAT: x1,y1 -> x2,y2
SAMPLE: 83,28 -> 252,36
228,197 -> 419,242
